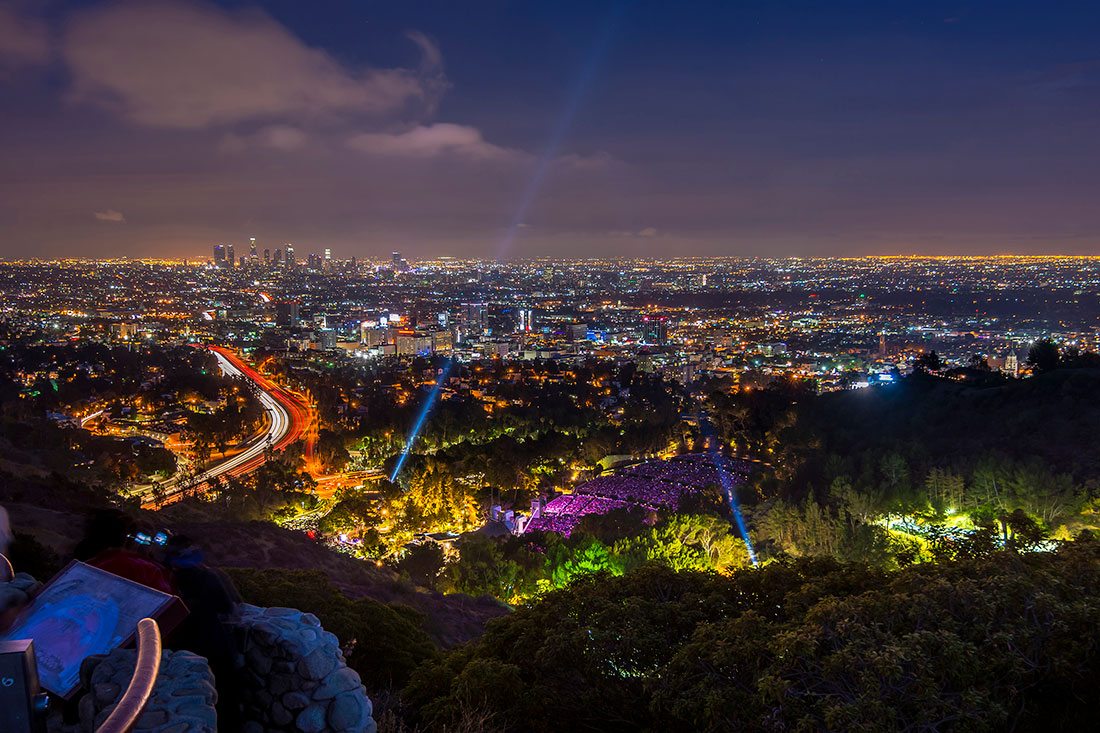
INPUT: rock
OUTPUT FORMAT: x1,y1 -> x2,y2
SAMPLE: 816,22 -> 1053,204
93,706 -> 114,731
241,722 -> 264,733
328,690 -> 368,731
159,719 -> 213,733
246,646 -> 273,675
273,660 -> 296,674
227,604 -> 376,733
136,708 -> 169,728
296,703 -> 328,733
170,680 -> 217,700
298,647 -> 337,680
78,691 -> 97,730
161,694 -> 212,711
0,585 -> 27,611
269,672 -> 293,696
250,619 -> 282,646
271,700 -> 293,727
282,691 -> 310,711
93,681 -> 121,704
315,667 -> 362,700
10,573 -> 40,593
79,654 -> 107,691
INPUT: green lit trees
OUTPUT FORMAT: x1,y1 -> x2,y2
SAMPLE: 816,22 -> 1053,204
406,538 -> 1100,732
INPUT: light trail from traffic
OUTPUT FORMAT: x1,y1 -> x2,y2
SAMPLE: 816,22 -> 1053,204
141,346 -> 311,508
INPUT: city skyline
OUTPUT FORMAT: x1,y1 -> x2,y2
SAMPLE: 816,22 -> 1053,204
4,1 -> 1100,259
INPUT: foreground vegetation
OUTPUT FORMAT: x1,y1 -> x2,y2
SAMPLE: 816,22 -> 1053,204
402,537 -> 1100,732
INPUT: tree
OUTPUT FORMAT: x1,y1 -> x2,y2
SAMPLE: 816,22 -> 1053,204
968,353 -> 990,370
406,541 -> 1100,733
915,350 -> 943,372
1027,338 -> 1061,373
396,542 -> 446,590
318,496 -> 378,536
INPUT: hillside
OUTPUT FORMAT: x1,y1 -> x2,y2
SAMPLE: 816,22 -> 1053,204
789,368 -> 1100,480
0,475 -> 506,649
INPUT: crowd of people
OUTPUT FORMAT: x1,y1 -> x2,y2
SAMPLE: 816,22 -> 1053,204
524,454 -> 754,536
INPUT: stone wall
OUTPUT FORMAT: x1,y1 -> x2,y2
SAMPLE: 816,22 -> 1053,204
233,604 -> 377,733
77,648 -> 218,732
11,569 -> 378,733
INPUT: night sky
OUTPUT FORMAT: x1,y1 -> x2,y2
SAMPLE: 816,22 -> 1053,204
3,1 -> 1100,259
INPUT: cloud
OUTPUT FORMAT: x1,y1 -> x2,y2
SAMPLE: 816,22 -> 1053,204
347,123 -> 519,160
609,226 -> 659,238
63,0 -> 443,128
405,30 -> 443,75
93,209 -> 126,223
0,2 -> 51,68
220,125 -> 309,152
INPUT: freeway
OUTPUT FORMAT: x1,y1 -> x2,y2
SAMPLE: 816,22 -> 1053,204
139,346 -> 311,508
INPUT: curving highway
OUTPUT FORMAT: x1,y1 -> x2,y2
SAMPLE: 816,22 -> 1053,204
140,345 -> 311,508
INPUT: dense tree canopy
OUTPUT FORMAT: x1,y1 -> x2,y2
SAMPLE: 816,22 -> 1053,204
405,536 -> 1100,732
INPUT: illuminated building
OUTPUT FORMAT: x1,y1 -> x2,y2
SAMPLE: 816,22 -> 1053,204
641,316 -> 668,345
275,301 -> 300,327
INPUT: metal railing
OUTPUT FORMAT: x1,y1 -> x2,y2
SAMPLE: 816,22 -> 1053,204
0,552 -> 12,583
96,618 -> 162,733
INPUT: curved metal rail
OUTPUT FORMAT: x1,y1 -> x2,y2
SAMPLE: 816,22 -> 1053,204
96,618 -> 162,733
0,552 -> 13,583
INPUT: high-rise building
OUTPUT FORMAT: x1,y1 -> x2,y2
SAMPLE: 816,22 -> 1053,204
641,316 -> 668,345
392,251 -> 401,269
264,248 -> 271,265
285,244 -> 296,267
458,302 -> 487,341
516,308 -> 534,333
395,330 -> 433,355
273,248 -> 283,265
249,237 -> 258,260
324,248 -> 331,261
226,244 -> 235,268
275,301 -> 300,327
568,323 -> 588,342
1005,351 -> 1019,376
213,244 -> 226,267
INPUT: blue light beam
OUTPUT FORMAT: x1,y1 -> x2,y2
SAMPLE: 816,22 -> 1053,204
495,3 -> 624,260
698,410 -> 759,567
712,453 -> 759,567
389,360 -> 454,482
